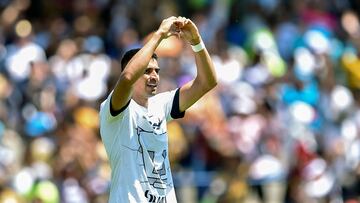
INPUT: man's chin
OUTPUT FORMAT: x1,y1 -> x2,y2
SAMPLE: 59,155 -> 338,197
145,86 -> 157,95
146,90 -> 157,97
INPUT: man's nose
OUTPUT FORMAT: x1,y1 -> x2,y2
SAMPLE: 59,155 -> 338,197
149,70 -> 158,78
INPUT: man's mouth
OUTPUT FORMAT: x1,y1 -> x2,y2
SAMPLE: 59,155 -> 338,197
147,83 -> 158,88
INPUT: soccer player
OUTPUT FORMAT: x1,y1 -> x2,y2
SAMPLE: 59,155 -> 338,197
99,16 -> 217,202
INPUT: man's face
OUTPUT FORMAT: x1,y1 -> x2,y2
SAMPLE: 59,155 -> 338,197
133,58 -> 160,98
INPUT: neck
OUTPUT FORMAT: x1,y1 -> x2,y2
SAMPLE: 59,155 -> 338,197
133,94 -> 148,108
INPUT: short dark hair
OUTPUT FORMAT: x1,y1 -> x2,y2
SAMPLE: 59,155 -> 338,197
120,48 -> 158,71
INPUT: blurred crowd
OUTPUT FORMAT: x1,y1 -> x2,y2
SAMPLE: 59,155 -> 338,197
0,0 -> 360,202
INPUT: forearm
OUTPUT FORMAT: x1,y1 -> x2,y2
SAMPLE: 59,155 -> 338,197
193,42 -> 217,92
177,46 -> 217,112
120,32 -> 162,84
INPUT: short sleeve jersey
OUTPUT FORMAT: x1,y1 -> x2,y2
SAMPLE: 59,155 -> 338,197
99,89 -> 184,203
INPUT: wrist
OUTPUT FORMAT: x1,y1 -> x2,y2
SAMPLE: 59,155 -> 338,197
191,40 -> 205,52
152,31 -> 165,45
155,29 -> 166,40
189,36 -> 201,45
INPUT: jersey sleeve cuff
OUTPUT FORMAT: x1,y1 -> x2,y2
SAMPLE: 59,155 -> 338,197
170,88 -> 185,119
110,97 -> 131,117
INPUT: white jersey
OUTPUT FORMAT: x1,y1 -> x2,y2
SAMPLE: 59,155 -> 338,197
99,89 -> 184,203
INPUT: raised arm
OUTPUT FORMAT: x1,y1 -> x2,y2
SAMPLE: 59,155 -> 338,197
177,18 -> 217,112
111,16 -> 181,111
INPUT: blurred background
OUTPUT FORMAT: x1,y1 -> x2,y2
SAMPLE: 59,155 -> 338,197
0,0 -> 360,202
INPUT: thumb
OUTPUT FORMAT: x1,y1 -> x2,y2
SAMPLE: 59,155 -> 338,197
166,25 -> 181,38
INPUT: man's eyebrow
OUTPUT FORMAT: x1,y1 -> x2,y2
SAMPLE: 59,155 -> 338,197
146,66 -> 160,69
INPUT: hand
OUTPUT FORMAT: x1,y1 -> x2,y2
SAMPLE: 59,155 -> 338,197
156,16 -> 182,39
175,17 -> 201,45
